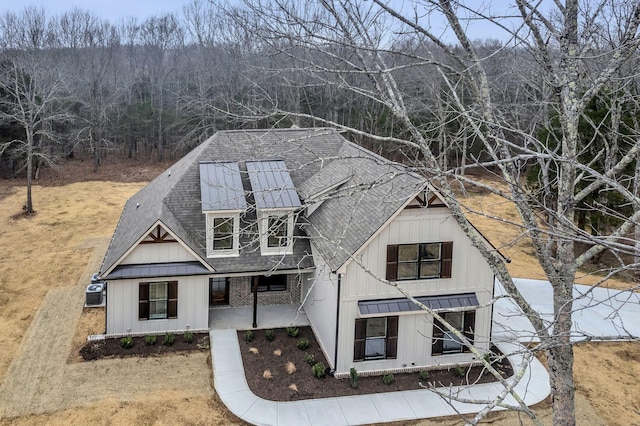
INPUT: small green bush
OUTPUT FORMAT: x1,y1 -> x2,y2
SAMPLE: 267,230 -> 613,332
303,352 -> 315,365
144,335 -> 157,346
418,370 -> 429,381
244,330 -> 254,342
483,353 -> 491,364
184,331 -> 193,343
349,367 -> 359,389
454,366 -> 465,377
312,362 -> 326,378
120,336 -> 133,349
163,333 -> 175,346
382,373 -> 395,385
286,326 -> 299,337
265,329 -> 275,341
296,337 -> 310,350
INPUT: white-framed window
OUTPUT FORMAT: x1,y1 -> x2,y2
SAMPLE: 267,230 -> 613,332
205,212 -> 241,257
259,210 -> 294,255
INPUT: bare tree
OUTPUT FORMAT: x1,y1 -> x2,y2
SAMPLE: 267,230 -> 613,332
217,1 -> 640,424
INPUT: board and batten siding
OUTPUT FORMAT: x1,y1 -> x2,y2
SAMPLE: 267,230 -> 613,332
121,242 -> 197,265
302,248 -> 339,369
106,275 -> 209,335
334,206 -> 494,374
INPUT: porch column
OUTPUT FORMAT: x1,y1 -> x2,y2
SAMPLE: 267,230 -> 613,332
252,276 -> 258,328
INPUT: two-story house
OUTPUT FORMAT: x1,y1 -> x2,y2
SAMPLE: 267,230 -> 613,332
99,127 -> 495,376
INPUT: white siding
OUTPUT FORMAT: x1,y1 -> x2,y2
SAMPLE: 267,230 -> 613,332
106,275 -> 209,335
121,242 -> 197,265
302,248 -> 338,369
333,205 -> 494,374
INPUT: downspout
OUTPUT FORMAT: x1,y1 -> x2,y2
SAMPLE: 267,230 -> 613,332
333,273 -> 341,373
103,279 -> 108,335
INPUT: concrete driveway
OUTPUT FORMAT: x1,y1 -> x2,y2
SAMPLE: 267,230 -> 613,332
493,278 -> 640,343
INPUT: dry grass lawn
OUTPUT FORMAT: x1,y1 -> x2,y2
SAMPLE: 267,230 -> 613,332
0,176 -> 638,425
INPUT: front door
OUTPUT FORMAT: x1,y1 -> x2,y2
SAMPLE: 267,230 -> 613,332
209,277 -> 230,306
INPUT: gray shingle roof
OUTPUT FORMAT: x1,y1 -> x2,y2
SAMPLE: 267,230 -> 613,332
246,160 -> 301,209
199,162 -> 247,211
100,128 -> 426,278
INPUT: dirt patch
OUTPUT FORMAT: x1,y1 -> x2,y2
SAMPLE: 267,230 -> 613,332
238,327 -> 513,402
79,333 -> 210,361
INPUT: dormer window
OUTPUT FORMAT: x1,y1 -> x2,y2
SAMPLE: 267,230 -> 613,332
247,160 -> 301,256
213,217 -> 234,250
268,215 -> 289,247
200,162 -> 247,258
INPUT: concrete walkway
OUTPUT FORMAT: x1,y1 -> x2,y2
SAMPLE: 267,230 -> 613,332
210,329 -> 550,426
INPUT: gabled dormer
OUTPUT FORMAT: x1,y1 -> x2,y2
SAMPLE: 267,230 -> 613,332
199,162 -> 247,258
247,160 -> 301,256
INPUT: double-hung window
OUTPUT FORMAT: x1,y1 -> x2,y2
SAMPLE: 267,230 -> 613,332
139,281 -> 178,320
386,242 -> 453,281
212,217 -> 234,250
206,213 -> 240,257
267,216 -> 289,248
353,316 -> 398,361
432,310 -> 475,355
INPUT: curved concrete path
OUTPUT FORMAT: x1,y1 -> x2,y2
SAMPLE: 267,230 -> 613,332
210,329 -> 550,426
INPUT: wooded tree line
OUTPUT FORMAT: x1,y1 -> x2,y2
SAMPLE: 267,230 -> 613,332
4,1 -> 635,190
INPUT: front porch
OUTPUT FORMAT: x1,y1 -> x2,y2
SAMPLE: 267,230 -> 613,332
209,304 -> 310,330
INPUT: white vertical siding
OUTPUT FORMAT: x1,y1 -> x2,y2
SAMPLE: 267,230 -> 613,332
302,247 -> 338,369
106,275 -> 209,335
121,242 -> 197,265
333,205 -> 495,374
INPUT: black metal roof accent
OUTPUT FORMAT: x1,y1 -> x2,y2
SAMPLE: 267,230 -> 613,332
106,262 -> 211,280
358,293 -> 479,315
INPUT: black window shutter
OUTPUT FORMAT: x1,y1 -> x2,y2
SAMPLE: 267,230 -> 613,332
353,318 -> 366,361
440,241 -> 453,278
386,245 -> 398,281
463,310 -> 476,352
432,317 -> 444,355
168,281 -> 178,318
138,282 -> 149,320
385,316 -> 399,359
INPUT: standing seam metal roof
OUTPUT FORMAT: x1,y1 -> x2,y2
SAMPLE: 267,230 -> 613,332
246,160 -> 302,209
199,162 -> 247,211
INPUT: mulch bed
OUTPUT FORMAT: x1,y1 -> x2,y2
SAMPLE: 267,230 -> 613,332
238,327 -> 514,401
79,333 -> 210,361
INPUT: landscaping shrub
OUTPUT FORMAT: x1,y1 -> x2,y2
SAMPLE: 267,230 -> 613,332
454,366 -> 465,377
144,335 -> 157,346
265,329 -> 275,341
163,333 -> 175,346
303,352 -> 315,365
120,336 -> 133,349
184,331 -> 193,343
418,370 -> 429,381
382,373 -> 395,385
350,367 -> 359,389
296,337 -> 310,350
286,326 -> 299,337
312,362 -> 326,378
244,330 -> 254,342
